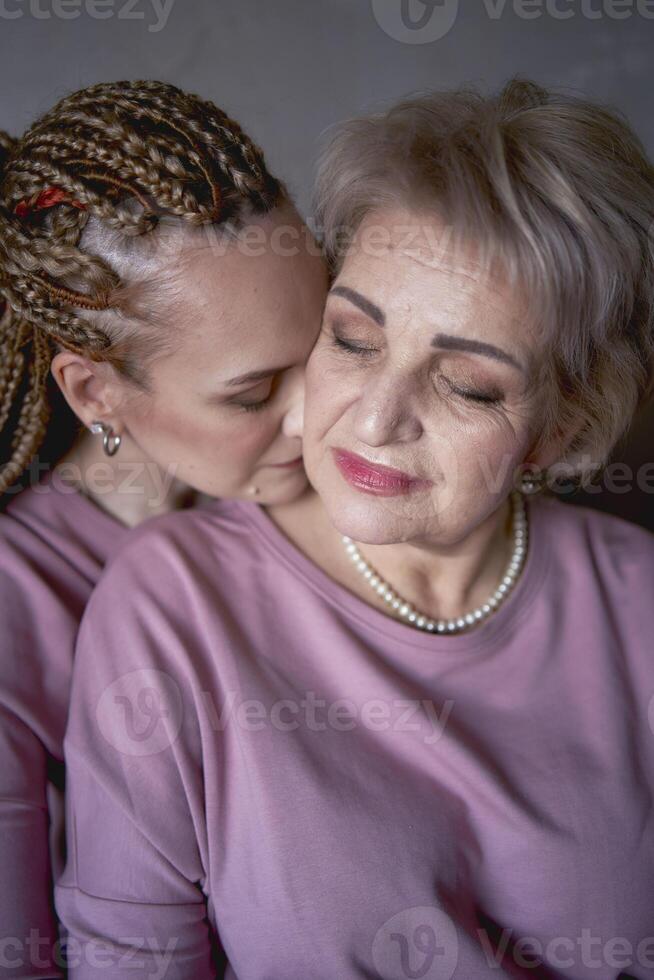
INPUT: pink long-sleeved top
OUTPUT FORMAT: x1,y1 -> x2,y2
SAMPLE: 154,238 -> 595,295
56,493 -> 654,980
0,474 -> 127,979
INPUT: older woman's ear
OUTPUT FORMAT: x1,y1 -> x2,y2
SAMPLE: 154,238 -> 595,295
525,415 -> 588,475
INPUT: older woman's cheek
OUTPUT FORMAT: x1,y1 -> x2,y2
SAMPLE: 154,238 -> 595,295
304,357 -> 344,442
464,429 -> 529,500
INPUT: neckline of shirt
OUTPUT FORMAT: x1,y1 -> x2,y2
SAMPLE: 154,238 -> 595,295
230,492 -> 554,656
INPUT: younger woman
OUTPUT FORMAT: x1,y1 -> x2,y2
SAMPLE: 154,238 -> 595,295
0,79 -> 326,978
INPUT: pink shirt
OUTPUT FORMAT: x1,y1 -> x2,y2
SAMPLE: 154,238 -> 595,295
0,475 -> 127,978
56,494 -> 654,979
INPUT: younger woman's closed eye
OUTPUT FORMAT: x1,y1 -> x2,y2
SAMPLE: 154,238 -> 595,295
229,379 -> 276,413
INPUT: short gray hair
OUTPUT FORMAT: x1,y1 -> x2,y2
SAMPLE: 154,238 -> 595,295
313,77 -> 654,485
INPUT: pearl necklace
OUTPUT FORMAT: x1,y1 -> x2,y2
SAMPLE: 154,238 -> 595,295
341,490 -> 528,634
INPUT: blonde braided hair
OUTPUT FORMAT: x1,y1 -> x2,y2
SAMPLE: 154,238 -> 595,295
0,79 -> 287,497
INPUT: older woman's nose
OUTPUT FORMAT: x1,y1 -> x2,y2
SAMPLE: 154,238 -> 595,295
281,365 -> 306,440
353,374 -> 422,447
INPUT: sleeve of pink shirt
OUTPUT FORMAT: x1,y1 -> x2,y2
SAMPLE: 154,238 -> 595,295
54,531 -> 219,980
0,564 -> 63,980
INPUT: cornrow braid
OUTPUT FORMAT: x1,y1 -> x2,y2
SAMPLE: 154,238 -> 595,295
0,80 -> 288,498
0,130 -> 52,496
0,130 -> 15,168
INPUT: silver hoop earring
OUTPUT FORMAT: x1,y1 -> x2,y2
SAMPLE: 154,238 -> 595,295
90,420 -> 121,457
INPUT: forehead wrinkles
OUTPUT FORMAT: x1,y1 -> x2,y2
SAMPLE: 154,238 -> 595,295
400,247 -> 518,313
377,217 -> 483,273
352,228 -> 515,303
362,256 -> 523,335
353,213 -> 523,311
345,223 -> 533,358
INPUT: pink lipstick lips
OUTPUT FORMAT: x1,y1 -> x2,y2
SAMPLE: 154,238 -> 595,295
332,448 -> 432,497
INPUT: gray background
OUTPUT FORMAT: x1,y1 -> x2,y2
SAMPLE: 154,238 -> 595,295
1,0 -> 653,526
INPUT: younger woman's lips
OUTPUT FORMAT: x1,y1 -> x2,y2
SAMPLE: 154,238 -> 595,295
332,448 -> 432,497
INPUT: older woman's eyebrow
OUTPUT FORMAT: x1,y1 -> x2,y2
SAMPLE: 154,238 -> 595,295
431,333 -> 524,373
329,286 -> 524,373
329,286 -> 386,326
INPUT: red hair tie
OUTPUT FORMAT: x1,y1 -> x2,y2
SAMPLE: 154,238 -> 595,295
13,185 -> 86,219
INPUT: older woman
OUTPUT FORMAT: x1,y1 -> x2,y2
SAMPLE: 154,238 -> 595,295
56,79 -> 654,979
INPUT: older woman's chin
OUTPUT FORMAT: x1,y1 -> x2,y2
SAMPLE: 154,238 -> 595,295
303,453 -> 452,544
316,489 -> 443,546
